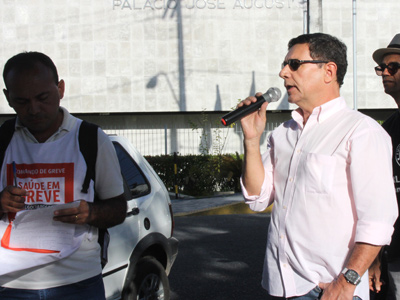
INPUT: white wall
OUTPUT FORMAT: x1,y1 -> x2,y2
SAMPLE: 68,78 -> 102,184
1,0 -> 396,116
0,0 -> 398,155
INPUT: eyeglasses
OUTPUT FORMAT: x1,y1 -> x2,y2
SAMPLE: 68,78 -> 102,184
375,62 -> 400,76
282,59 -> 329,71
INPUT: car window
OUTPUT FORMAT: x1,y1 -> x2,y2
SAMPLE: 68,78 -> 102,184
112,142 -> 150,199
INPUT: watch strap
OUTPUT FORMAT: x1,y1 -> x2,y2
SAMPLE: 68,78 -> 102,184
341,267 -> 361,285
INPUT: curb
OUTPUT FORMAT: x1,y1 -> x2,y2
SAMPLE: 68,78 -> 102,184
175,201 -> 272,217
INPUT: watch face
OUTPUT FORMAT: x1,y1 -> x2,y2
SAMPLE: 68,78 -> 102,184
345,270 -> 360,284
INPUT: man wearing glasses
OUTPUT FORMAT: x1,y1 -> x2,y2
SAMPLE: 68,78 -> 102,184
370,33 -> 400,300
239,33 -> 397,300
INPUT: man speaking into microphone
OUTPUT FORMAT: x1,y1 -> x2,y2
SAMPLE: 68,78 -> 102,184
238,33 -> 397,300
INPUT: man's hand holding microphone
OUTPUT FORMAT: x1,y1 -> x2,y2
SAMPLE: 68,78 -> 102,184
223,87 -> 281,196
221,87 -> 281,140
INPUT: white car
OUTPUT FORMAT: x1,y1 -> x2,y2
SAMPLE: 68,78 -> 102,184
103,135 -> 178,300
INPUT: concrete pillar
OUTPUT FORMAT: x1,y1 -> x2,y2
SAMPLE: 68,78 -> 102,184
308,0 -> 323,33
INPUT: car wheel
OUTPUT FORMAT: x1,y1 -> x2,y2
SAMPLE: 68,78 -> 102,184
123,257 -> 170,300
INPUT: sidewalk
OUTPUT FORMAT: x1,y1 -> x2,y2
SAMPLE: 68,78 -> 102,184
171,192 -> 272,216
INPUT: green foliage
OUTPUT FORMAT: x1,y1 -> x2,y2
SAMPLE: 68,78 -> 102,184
145,153 -> 243,197
188,110 -> 229,156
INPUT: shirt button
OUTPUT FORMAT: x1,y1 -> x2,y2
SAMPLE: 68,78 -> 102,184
289,178 -> 293,182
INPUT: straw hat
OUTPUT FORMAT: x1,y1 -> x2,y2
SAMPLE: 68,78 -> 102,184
373,34 -> 400,64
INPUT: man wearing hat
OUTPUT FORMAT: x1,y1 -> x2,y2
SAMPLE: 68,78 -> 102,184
371,33 -> 400,300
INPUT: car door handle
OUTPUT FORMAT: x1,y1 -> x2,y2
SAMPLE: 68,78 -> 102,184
127,207 -> 140,217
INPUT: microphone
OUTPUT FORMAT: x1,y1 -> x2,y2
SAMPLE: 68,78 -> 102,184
221,87 -> 281,126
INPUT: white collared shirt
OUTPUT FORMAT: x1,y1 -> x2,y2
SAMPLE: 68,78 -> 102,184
15,107 -> 73,143
242,97 -> 398,299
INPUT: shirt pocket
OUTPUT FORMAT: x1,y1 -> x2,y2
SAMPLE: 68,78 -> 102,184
304,153 -> 336,194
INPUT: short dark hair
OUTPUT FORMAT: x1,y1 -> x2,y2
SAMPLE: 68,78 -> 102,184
288,33 -> 348,87
3,51 -> 59,89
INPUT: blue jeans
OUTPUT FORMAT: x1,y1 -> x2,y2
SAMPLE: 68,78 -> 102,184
268,286 -> 362,300
295,286 -> 323,300
0,274 -> 105,300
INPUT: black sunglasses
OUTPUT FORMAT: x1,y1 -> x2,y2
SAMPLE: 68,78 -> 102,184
282,59 -> 329,71
375,62 -> 400,76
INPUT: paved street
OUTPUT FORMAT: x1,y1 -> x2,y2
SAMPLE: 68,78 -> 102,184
169,213 -> 270,300
171,193 -> 245,216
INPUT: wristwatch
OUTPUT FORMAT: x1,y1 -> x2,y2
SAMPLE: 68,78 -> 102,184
341,268 -> 361,285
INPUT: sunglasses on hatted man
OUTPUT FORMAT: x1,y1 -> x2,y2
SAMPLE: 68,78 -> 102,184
375,62 -> 400,76
281,59 -> 329,71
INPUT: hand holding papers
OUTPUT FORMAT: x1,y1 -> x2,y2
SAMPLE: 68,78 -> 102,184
0,201 -> 87,276
9,202 -> 80,251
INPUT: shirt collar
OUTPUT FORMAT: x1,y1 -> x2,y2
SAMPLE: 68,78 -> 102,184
16,107 -> 72,130
15,106 -> 76,142
291,97 -> 346,127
